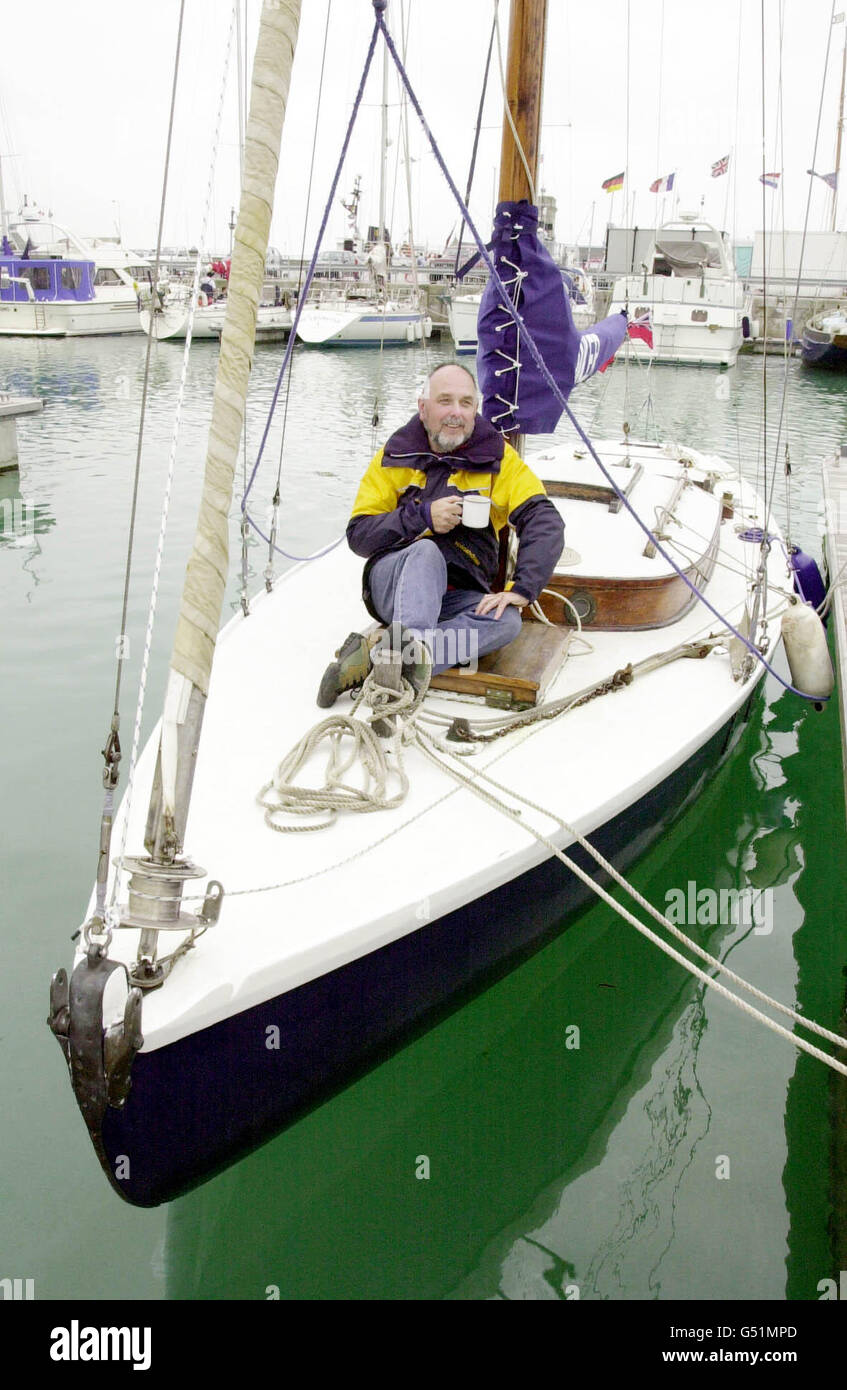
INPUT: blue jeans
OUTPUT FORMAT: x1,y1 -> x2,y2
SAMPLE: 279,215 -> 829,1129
367,540 -> 523,674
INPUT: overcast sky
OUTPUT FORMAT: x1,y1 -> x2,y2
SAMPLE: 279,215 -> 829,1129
0,1 -> 843,257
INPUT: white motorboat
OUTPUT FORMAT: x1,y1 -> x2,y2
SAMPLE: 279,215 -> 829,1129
607,215 -> 751,366
0,207 -> 151,336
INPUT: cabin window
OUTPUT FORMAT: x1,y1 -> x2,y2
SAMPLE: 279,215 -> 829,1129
691,308 -> 708,322
61,265 -> 81,290
20,265 -> 51,291
127,265 -> 153,285
94,267 -> 122,285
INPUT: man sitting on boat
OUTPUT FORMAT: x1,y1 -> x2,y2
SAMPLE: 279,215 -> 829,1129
317,362 -> 564,706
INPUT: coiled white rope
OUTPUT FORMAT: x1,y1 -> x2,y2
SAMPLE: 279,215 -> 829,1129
257,665 -> 425,831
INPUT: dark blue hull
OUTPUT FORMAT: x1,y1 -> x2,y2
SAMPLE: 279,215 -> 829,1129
800,329 -> 847,369
98,697 -> 756,1206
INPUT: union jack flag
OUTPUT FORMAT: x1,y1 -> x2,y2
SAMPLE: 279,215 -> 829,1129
711,154 -> 730,178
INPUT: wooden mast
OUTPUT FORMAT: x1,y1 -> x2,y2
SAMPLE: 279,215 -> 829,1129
496,0 -> 547,454
497,0 -> 547,206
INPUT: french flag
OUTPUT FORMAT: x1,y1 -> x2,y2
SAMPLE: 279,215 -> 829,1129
649,172 -> 675,194
627,311 -> 654,349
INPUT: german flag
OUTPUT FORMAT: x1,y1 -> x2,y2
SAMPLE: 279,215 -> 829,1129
602,171 -> 624,192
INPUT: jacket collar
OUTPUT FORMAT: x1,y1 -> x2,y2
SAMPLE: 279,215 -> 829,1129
382,413 -> 505,471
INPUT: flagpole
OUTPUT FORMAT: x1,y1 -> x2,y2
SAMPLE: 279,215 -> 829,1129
722,148 -> 732,233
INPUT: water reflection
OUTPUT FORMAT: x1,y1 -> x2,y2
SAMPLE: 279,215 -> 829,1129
0,468 -> 56,599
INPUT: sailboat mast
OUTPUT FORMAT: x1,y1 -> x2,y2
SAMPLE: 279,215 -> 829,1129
497,0 -> 547,206
379,23 -> 388,257
833,23 -> 846,232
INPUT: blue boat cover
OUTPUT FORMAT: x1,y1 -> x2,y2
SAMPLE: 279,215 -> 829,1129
477,201 -> 628,435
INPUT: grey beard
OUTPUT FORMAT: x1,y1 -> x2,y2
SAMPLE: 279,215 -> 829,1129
428,426 -> 471,452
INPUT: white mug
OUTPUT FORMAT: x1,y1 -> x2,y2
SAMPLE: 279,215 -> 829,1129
462,493 -> 491,528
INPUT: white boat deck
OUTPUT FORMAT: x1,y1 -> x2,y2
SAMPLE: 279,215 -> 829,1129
89,442 -> 788,1051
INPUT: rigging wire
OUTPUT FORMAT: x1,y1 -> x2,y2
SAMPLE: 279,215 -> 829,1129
239,9 -> 384,562
398,0 -> 428,370
623,0 -> 632,420
454,8 -> 497,277
110,0 -> 186,728
90,0 -> 187,923
770,0 -> 839,544
271,0 -> 334,499
108,9 -> 241,915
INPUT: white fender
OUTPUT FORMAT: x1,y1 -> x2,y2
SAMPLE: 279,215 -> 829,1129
780,601 -> 834,700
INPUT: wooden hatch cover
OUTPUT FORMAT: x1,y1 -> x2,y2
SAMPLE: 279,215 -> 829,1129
429,621 -> 571,706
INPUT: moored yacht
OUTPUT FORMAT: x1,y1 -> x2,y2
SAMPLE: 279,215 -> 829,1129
295,287 -> 431,346
608,214 -> 751,366
0,207 -> 151,336
800,304 -> 847,369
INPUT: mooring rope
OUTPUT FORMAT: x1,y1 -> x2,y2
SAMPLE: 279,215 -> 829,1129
245,663 -> 847,1076
412,736 -> 847,1077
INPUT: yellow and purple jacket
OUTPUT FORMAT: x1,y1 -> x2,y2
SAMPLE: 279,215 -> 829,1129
347,414 -> 564,616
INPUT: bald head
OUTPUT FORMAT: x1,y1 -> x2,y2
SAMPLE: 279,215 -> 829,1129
418,363 -> 479,452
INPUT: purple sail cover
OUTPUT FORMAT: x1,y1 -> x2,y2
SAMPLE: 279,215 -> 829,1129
477,201 -> 627,435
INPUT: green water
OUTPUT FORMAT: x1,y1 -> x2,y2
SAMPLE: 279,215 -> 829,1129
1,336 -> 845,1301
